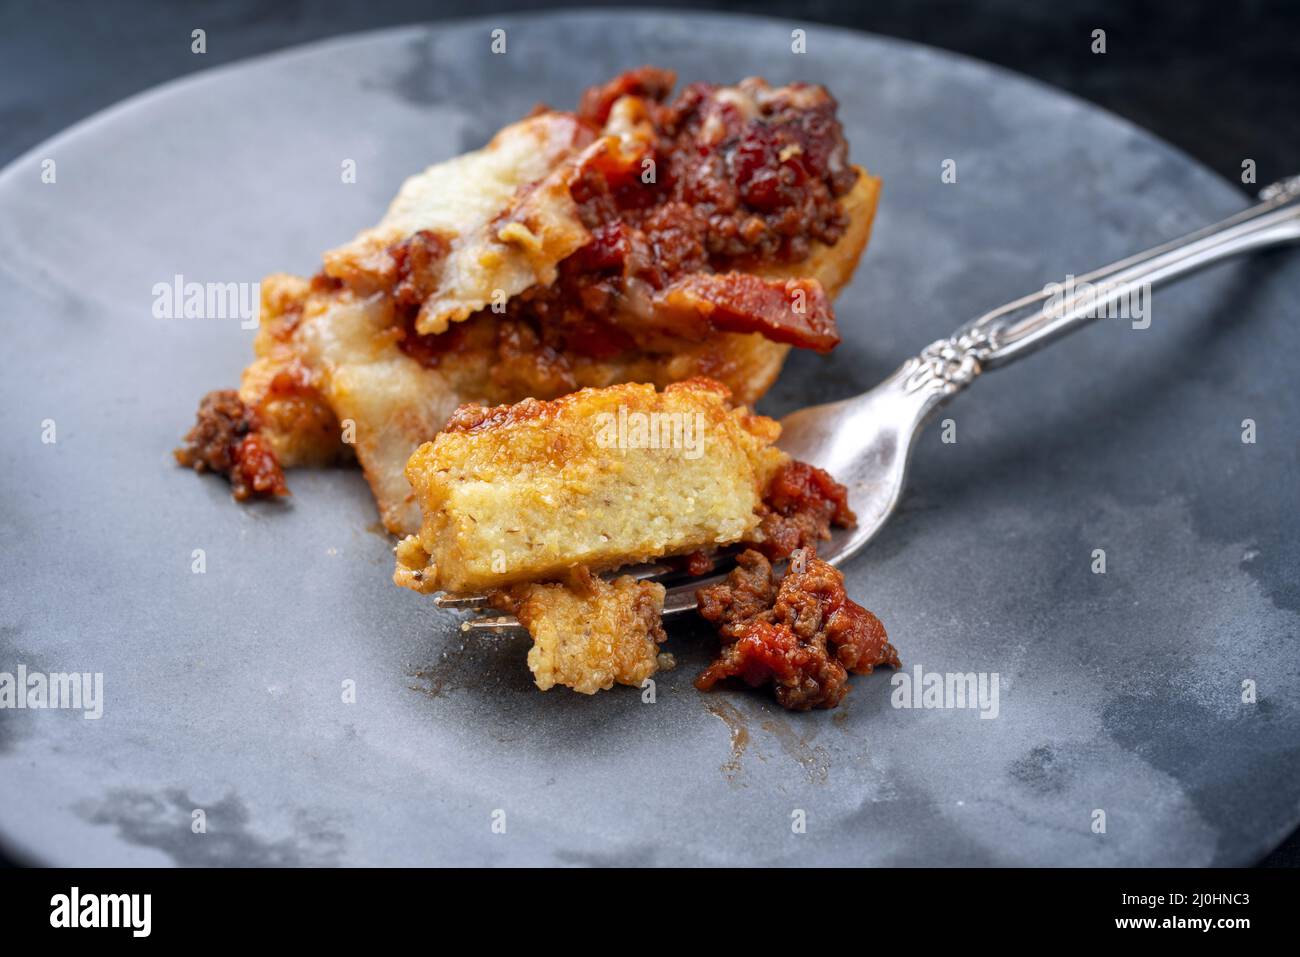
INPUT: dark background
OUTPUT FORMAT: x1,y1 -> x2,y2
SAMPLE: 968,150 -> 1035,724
0,0 -> 1295,866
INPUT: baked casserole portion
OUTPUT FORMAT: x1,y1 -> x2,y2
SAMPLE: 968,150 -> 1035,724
177,68 -> 881,535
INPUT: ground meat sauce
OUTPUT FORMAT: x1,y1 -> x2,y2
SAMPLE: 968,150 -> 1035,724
390,230 -> 465,366
490,318 -> 580,397
576,66 -> 677,127
684,550 -> 717,577
394,67 -> 857,369
174,389 -> 288,501
391,229 -> 452,311
753,459 -> 857,560
396,311 -> 470,368
573,68 -> 856,268
696,548 -> 899,710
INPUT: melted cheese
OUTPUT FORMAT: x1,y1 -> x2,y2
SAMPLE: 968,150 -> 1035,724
323,112 -> 595,334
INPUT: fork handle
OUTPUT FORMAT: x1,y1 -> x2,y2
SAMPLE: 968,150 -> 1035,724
902,175 -> 1300,394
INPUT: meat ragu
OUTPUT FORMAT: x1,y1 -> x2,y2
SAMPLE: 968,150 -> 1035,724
506,66 -> 857,357
174,390 -> 288,501
696,548 -> 899,710
753,459 -> 856,560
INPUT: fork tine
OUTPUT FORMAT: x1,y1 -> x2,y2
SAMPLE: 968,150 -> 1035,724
446,548 -> 747,633
433,559 -> 687,610
621,561 -> 677,581
434,594 -> 490,609
460,615 -> 529,635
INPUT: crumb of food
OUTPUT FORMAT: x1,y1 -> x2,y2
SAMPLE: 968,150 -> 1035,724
695,548 -> 898,710
752,459 -> 856,560
489,568 -> 668,695
174,389 -> 288,501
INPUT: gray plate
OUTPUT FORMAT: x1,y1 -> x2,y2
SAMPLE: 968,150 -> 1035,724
1,11 -> 1297,867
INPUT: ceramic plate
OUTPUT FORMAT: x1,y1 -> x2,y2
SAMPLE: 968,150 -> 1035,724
1,11 -> 1297,866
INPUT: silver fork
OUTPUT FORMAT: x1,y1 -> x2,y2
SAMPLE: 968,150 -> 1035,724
451,175 -> 1300,635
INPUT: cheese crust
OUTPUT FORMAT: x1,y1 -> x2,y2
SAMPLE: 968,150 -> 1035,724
322,111 -> 595,332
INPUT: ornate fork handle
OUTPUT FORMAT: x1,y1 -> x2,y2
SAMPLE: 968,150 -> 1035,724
904,176 -> 1300,397
903,327 -> 998,395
